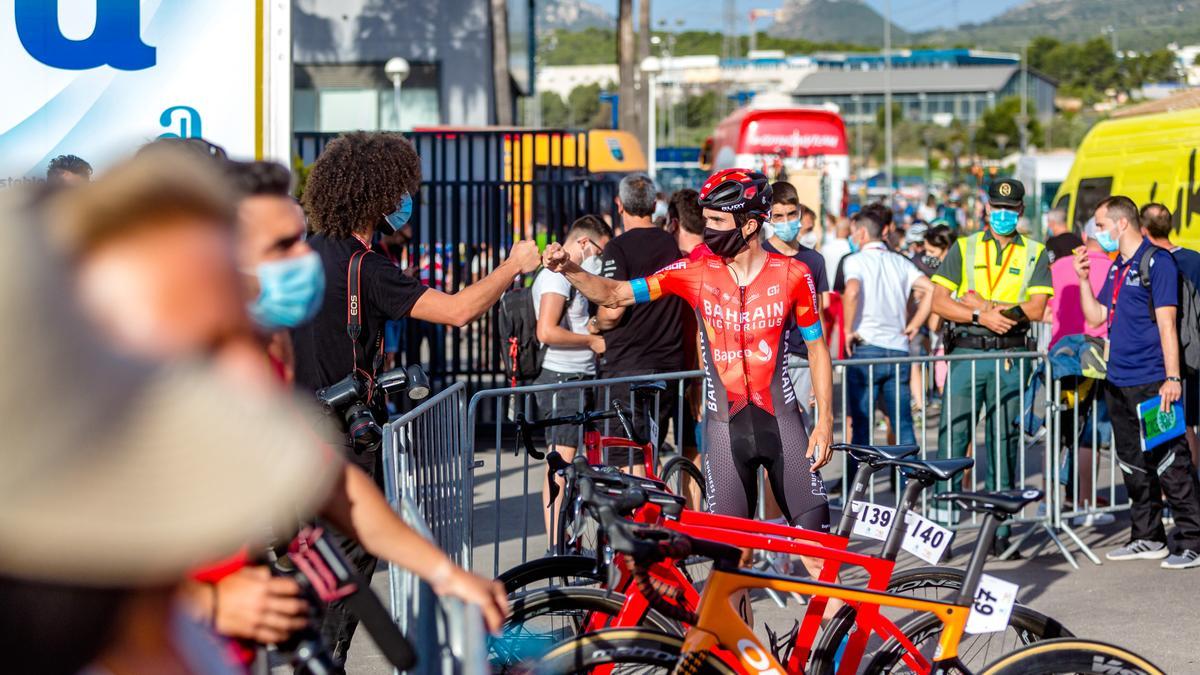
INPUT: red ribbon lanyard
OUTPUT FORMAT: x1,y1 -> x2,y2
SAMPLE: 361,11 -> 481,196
1107,259 -> 1133,331
985,240 -> 1017,296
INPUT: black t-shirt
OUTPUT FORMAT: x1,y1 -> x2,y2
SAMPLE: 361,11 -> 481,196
599,227 -> 686,374
1045,232 -> 1084,264
762,239 -> 828,356
293,233 -> 429,394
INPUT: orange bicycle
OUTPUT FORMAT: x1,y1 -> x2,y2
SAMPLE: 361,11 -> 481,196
536,492 -> 1163,675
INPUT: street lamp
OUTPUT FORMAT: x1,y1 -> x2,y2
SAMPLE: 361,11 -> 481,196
384,57 -> 411,130
995,133 -> 1010,158
641,56 -> 662,179
949,139 -> 964,184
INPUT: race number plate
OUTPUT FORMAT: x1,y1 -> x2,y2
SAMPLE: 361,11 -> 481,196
901,512 -> 954,564
850,501 -> 896,541
965,574 -> 1019,634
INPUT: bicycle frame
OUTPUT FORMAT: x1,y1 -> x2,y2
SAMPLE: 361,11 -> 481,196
683,565 -> 969,675
594,503 -> 932,673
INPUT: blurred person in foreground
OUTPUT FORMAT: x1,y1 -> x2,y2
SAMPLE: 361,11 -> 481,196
49,148 -> 507,663
0,191 -> 331,675
293,132 -> 533,654
46,153 -> 93,185
1141,202 -> 1200,469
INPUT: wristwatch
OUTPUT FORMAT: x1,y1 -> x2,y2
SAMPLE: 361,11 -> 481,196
1166,376 -> 1182,383
971,309 -> 981,326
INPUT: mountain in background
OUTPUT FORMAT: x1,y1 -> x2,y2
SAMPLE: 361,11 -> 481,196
917,0 -> 1200,52
768,0 -> 908,46
538,0 -> 613,33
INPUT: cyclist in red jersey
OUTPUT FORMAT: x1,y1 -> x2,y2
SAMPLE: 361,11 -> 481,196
543,169 -> 835,535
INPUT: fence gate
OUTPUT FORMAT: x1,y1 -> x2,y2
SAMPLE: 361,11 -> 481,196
294,129 -> 622,391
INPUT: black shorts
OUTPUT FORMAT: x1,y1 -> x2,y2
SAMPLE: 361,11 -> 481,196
702,404 -> 830,531
599,371 -> 678,466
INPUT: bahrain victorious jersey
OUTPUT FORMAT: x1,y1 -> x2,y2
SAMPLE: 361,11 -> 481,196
631,252 -> 822,423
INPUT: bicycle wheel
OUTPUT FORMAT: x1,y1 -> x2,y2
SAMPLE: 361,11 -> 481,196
978,638 -> 1164,675
534,628 -> 734,675
807,567 -> 1071,674
499,554 -> 605,595
489,588 -> 680,671
859,605 -> 1073,675
661,455 -> 708,510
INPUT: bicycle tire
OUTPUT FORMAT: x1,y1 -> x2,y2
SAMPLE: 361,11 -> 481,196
498,554 -> 605,595
807,566 -> 1071,674
978,638 -> 1164,675
534,628 -> 735,675
661,455 -> 708,508
859,605 -> 1073,675
490,589 -> 680,671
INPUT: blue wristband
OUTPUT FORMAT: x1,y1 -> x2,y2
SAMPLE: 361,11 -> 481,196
630,278 -> 651,304
800,323 -> 823,342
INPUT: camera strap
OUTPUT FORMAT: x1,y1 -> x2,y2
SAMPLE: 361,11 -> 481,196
346,249 -> 385,383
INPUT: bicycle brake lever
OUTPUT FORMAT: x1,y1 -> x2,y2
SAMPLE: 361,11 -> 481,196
515,414 -> 545,460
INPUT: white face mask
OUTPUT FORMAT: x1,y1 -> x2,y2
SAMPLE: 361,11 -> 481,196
581,253 -> 603,275
799,231 -> 819,248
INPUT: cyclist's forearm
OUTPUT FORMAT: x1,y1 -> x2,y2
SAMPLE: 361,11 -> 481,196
807,337 -> 834,430
561,263 -> 635,308
321,463 -> 454,583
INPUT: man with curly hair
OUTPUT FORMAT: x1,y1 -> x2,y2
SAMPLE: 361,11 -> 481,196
292,131 -> 539,656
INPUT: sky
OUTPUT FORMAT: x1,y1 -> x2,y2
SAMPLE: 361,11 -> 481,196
620,0 -> 1029,33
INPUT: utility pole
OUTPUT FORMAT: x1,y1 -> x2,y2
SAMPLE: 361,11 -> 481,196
1019,41 -> 1029,154
883,0 -> 894,196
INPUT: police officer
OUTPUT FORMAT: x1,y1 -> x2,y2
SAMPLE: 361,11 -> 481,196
930,178 -> 1053,554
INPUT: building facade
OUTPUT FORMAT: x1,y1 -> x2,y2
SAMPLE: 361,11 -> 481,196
293,0 -> 533,133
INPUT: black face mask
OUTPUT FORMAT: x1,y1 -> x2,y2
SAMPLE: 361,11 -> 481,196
922,254 -> 942,271
703,222 -> 755,258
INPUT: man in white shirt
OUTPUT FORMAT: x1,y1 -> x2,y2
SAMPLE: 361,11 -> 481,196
836,210 -> 934,453
533,215 -> 611,540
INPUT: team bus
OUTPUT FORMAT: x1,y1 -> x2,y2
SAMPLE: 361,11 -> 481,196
1053,107 -> 1200,249
702,104 -> 851,217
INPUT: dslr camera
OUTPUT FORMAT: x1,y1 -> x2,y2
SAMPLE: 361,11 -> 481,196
316,364 -> 430,453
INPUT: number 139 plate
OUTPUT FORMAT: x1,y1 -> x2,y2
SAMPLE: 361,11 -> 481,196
851,501 -> 896,540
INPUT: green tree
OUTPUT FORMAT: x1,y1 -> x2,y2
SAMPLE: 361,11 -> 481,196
565,82 -> 612,128
539,91 -> 570,127
977,96 -> 1042,157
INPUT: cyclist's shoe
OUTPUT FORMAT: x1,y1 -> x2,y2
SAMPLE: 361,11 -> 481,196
1105,539 -> 1168,561
1161,549 -> 1200,569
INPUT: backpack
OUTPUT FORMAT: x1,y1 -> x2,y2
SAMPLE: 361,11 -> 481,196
1139,246 -> 1200,373
497,281 -> 578,386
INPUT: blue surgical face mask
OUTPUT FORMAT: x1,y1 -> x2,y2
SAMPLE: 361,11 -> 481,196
249,251 -> 326,330
381,193 -> 413,234
1094,229 -> 1120,253
848,234 -> 861,254
988,208 -> 1019,236
773,218 -> 801,243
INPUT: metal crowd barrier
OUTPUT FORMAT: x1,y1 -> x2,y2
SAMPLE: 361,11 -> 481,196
383,492 -> 487,675
383,382 -> 471,565
465,370 -> 703,577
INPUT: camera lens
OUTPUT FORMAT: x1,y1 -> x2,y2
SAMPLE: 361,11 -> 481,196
345,403 -> 381,452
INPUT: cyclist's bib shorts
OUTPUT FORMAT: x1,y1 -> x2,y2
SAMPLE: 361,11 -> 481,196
632,252 -> 830,531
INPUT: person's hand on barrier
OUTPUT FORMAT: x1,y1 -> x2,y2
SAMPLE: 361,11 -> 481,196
589,335 -> 606,355
979,306 -> 1017,335
214,566 -> 309,644
1159,378 -> 1182,411
433,564 -> 509,633
806,423 -> 834,471
507,240 -> 542,274
542,242 -> 575,274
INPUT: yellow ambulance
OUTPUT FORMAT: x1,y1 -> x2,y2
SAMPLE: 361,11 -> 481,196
1053,107 -> 1200,250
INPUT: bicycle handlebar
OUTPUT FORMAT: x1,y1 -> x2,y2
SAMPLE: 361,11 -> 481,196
516,400 -> 646,460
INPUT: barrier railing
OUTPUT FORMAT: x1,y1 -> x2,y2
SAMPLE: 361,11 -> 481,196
383,382 -> 471,566
381,387 -> 486,675
465,370 -> 703,577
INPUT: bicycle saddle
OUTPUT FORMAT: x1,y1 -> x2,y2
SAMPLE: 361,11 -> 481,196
933,489 -> 1043,516
629,380 -> 668,395
889,457 -> 974,483
832,443 -> 920,466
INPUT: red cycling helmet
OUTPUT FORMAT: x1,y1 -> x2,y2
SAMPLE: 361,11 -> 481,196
698,168 -> 772,218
